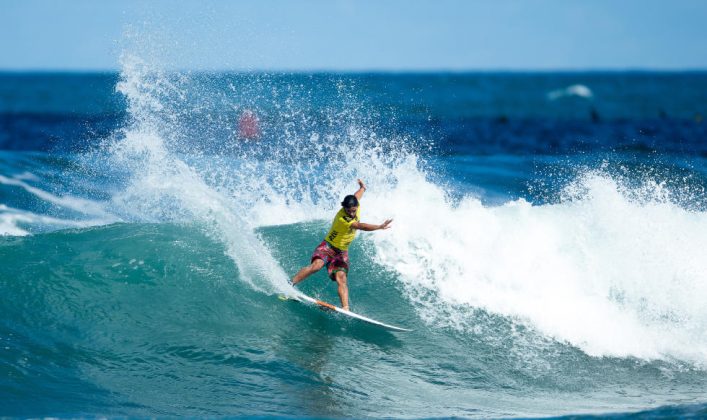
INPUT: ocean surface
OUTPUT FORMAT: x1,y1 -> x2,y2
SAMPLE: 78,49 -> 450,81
1,62 -> 707,418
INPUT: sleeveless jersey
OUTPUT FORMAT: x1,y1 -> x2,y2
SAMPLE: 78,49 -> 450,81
324,206 -> 361,250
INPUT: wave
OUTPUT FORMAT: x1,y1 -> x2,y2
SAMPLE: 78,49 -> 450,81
0,50 -> 707,378
2,51 -> 705,371
61,52 -> 707,369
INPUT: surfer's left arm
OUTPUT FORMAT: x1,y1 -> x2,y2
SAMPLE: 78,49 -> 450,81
351,219 -> 392,231
354,179 -> 366,200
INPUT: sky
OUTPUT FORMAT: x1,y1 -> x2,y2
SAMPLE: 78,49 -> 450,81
2,0 -> 707,71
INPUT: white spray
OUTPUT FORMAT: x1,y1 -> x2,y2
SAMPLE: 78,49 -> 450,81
370,169 -> 707,366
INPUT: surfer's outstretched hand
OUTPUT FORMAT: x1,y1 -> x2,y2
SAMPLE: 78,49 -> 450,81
379,219 -> 393,230
357,179 -> 366,190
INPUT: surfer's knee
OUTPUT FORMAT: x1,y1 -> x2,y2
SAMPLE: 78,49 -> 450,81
334,270 -> 347,284
310,259 -> 325,271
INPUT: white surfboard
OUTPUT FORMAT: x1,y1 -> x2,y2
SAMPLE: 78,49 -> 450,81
281,292 -> 412,332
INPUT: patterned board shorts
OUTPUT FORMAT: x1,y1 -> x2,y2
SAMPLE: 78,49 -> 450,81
311,240 -> 349,280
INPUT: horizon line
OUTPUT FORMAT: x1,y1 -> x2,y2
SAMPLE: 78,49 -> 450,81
2,67 -> 707,74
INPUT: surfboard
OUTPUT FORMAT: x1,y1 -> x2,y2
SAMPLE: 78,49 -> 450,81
280,292 -> 412,332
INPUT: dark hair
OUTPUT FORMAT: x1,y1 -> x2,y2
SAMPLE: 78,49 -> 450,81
341,195 -> 359,208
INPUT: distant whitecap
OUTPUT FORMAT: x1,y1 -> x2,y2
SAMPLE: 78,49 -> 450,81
547,84 -> 594,100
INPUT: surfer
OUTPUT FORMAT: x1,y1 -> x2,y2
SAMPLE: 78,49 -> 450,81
291,179 -> 392,310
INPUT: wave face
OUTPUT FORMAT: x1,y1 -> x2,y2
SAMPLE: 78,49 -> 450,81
3,223 -> 707,417
1,58 -> 707,417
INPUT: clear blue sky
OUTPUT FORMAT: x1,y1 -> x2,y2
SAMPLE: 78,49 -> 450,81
2,0 -> 707,71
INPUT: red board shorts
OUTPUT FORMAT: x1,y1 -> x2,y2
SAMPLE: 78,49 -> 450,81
311,240 -> 349,280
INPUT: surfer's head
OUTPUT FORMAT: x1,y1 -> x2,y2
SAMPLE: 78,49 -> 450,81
341,195 -> 359,217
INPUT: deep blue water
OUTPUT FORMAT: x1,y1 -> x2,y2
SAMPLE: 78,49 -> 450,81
1,69 -> 706,418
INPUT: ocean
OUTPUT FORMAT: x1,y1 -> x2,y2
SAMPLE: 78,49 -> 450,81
1,59 -> 706,418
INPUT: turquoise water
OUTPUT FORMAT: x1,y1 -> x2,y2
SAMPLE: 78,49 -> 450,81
1,62 -> 707,418
3,221 -> 706,417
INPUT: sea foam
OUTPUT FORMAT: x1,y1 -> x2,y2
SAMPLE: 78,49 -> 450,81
366,168 -> 707,366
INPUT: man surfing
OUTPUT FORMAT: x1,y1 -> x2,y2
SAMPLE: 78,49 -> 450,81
291,179 -> 392,310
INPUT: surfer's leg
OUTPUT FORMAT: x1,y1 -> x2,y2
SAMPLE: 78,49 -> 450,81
334,270 -> 349,310
293,241 -> 331,285
291,258 -> 325,285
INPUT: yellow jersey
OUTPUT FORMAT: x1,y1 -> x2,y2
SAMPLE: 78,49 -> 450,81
324,206 -> 361,251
